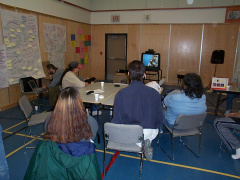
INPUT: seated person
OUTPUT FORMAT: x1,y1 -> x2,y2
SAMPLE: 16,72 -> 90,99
60,61 -> 89,89
225,71 -> 240,114
0,124 -> 9,180
111,60 -> 165,161
214,112 -> 240,159
24,87 -> 102,180
163,73 -> 206,126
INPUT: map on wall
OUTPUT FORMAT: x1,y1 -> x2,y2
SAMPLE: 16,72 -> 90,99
0,45 -> 9,88
1,9 -> 45,85
44,23 -> 66,69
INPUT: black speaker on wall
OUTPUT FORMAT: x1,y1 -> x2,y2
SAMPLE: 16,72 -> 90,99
211,50 -> 225,64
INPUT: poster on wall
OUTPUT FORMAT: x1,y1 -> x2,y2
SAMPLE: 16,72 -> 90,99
0,45 -> 9,88
1,9 -> 45,85
44,23 -> 66,69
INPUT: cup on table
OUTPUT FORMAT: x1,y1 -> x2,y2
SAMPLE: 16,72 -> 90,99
226,85 -> 230,91
101,81 -> 104,87
94,93 -> 99,101
35,106 -> 38,111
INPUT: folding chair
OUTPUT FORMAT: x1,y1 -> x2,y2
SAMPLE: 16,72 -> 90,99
158,112 -> 207,160
19,95 -> 51,148
103,122 -> 144,179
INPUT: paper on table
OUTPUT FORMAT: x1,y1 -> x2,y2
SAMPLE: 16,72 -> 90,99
93,89 -> 104,94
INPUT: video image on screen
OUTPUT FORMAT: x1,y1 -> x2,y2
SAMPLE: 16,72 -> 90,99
142,54 -> 159,68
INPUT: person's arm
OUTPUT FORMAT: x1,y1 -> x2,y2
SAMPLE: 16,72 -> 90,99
225,112 -> 240,118
111,92 -> 123,124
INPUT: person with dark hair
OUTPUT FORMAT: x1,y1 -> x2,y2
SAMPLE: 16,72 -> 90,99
163,73 -> 207,126
24,87 -> 102,180
42,63 -> 64,89
60,61 -> 89,89
214,112 -> 240,160
112,60 -> 165,161
43,63 -> 64,106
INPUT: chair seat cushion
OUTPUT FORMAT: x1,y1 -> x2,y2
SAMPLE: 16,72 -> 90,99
28,112 -> 52,126
165,126 -> 200,137
107,141 -> 142,153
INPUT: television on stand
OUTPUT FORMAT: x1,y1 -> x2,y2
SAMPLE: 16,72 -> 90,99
141,52 -> 160,72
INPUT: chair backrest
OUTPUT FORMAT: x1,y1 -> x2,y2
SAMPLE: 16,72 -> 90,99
173,112 -> 207,130
19,95 -> 33,118
104,122 -> 143,144
19,77 -> 37,92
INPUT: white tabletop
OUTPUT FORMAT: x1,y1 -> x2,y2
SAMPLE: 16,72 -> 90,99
78,82 -> 127,105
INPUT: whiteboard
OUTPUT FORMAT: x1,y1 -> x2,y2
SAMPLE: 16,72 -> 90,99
1,9 -> 45,85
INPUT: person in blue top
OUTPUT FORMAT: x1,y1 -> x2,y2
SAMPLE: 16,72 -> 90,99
163,73 -> 207,126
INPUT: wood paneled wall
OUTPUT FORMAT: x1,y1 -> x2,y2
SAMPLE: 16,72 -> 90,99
0,5 -> 91,110
92,23 -> 239,86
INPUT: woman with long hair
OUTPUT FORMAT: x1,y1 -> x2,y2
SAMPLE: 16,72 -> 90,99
163,73 -> 207,126
24,87 -> 102,180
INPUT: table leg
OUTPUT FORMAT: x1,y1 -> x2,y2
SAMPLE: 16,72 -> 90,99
215,92 -> 222,116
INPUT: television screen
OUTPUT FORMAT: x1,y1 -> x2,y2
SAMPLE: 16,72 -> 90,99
141,53 -> 160,71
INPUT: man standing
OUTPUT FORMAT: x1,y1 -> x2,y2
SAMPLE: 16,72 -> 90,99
43,64 -> 64,89
43,64 -> 64,106
111,60 -> 165,161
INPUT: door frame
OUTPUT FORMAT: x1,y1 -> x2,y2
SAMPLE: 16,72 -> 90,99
105,33 -> 127,81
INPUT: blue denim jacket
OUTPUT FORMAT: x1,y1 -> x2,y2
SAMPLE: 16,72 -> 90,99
164,90 -> 207,125
0,124 -> 9,180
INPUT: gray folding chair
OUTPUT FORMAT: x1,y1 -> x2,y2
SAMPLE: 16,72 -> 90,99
104,123 -> 144,179
19,95 -> 51,148
158,112 -> 207,160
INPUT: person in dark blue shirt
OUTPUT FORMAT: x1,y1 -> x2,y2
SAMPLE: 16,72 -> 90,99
112,60 -> 165,160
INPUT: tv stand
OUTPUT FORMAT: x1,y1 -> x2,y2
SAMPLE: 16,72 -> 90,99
144,69 -> 162,83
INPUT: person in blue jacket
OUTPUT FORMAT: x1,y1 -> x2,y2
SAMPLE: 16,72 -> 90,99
0,124 -> 9,180
24,87 -> 102,180
163,73 -> 207,126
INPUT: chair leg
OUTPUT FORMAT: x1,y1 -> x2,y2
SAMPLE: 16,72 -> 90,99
179,135 -> 201,157
157,131 -> 174,161
171,135 -> 174,160
139,152 -> 143,180
24,126 -> 29,147
103,147 -> 106,175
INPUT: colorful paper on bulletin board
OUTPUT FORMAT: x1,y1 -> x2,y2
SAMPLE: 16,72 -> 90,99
84,52 -> 88,60
80,35 -> 85,41
84,35 -> 88,41
81,58 -> 84,64
84,58 -> 88,64
88,35 -> 91,41
84,46 -> 88,52
88,41 -> 91,46
78,28 -> 83,35
71,41 -> 76,47
85,41 -> 88,46
71,34 -> 75,41
76,47 -> 80,53
80,41 -> 84,48
80,51 -> 84,58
